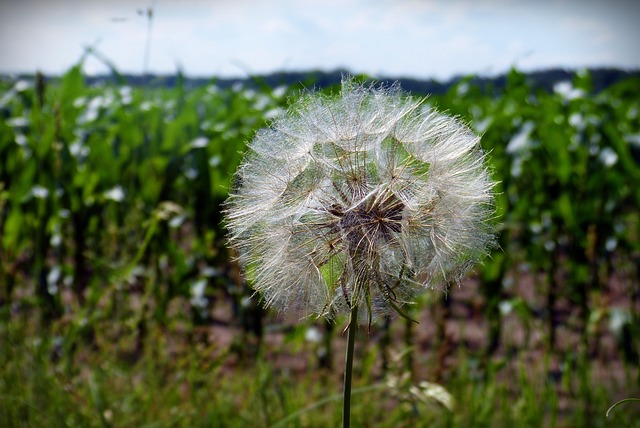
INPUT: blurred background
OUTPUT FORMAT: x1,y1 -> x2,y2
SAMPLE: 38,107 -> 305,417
1,1 -> 639,427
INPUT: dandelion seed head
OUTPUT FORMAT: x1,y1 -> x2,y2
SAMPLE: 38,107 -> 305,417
225,78 -> 496,322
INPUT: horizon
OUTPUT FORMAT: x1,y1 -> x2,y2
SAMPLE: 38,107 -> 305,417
4,65 -> 638,88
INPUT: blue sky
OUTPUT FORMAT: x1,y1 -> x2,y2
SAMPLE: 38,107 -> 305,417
1,0 -> 639,80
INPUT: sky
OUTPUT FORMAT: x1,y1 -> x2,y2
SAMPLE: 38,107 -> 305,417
0,0 -> 639,81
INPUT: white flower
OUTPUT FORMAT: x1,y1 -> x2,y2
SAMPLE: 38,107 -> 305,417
190,279 -> 208,309
30,185 -> 49,199
104,185 -> 125,202
225,78 -> 496,322
553,81 -> 585,101
598,147 -> 618,167
506,121 -> 535,155
190,136 -> 209,149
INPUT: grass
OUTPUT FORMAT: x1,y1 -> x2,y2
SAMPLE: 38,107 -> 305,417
1,303 -> 639,428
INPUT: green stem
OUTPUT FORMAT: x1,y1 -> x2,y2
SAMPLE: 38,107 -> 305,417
606,398 -> 640,417
343,305 -> 358,428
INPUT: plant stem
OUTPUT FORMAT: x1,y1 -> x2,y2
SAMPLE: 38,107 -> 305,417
343,305 -> 358,428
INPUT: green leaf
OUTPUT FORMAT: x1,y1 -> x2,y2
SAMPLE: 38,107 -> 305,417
2,207 -> 23,251
319,252 -> 345,293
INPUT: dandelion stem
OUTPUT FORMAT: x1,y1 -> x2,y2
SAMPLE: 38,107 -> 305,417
343,305 -> 358,428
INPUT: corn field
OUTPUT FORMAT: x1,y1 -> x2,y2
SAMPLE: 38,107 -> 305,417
1,65 -> 639,427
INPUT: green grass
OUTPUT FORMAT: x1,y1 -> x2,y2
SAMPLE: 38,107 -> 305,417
1,311 -> 639,428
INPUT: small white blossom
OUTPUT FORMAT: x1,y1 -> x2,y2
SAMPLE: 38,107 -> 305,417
625,133 -> 640,147
190,279 -> 208,309
7,117 -> 30,128
553,81 -> 585,100
506,121 -> 535,154
47,266 -> 61,294
104,185 -> 125,202
305,326 -> 323,343
30,185 -> 49,199
15,134 -> 28,146
598,147 -> 618,167
225,78 -> 496,322
15,80 -> 30,92
190,136 -> 209,149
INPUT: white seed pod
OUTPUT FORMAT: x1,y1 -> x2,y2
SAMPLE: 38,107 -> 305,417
225,78 -> 496,323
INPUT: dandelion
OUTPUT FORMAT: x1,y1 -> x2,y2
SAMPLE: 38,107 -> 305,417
226,78 -> 495,322
225,78 -> 496,427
